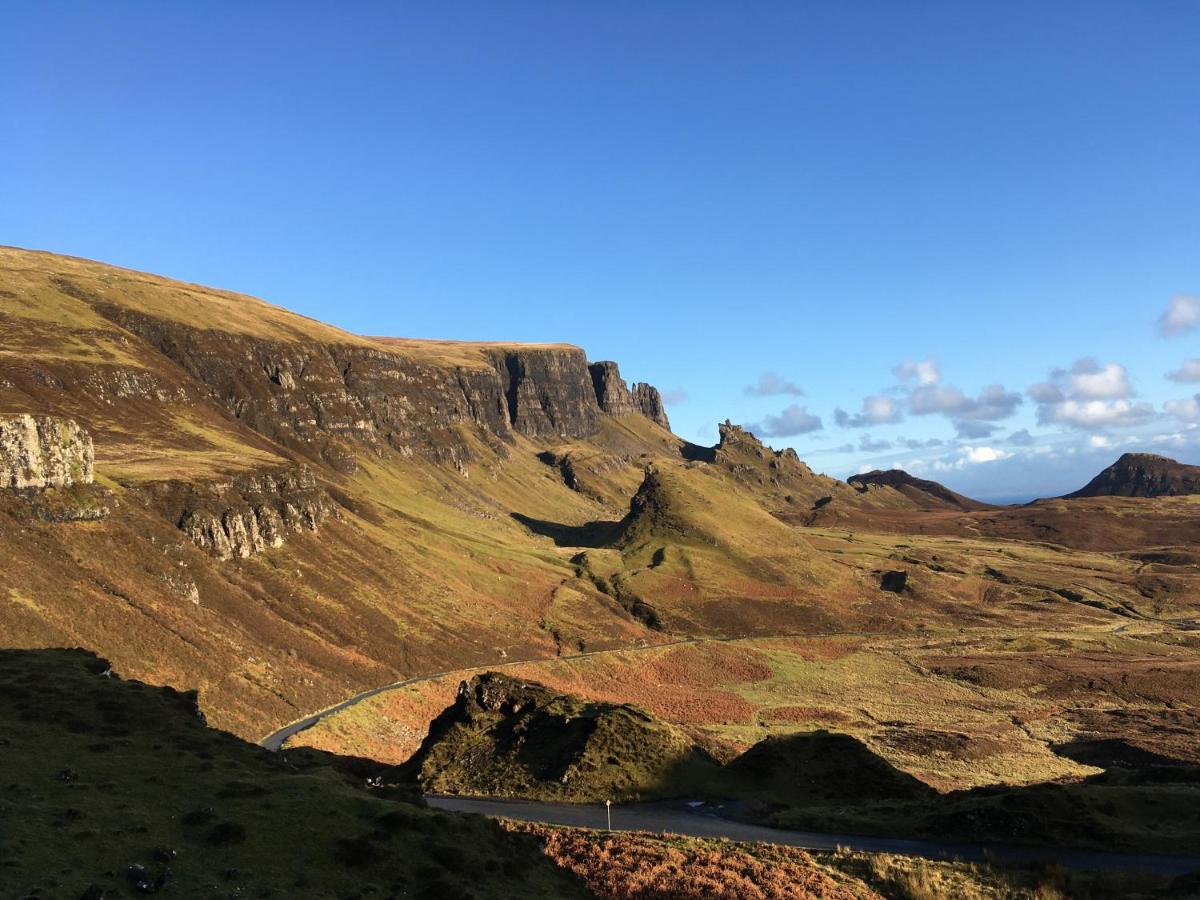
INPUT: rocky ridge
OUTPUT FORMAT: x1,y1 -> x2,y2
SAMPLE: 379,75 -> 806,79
48,277 -> 670,472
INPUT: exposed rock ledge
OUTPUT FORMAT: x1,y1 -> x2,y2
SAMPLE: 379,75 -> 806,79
0,414 -> 94,489
146,466 -> 335,560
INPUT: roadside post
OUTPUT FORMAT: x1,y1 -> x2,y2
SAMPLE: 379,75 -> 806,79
605,798 -> 611,832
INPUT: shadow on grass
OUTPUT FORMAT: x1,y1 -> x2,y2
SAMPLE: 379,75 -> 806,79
511,513 -> 623,548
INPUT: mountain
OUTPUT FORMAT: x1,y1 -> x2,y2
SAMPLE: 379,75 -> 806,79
847,469 -> 994,511
1066,453 -> 1200,499
5,245 -> 1200,757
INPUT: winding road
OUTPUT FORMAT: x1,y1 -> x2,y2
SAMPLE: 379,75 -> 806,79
258,637 -> 705,751
427,796 -> 1200,877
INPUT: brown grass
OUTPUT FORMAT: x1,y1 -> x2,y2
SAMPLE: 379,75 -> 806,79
508,823 -> 877,899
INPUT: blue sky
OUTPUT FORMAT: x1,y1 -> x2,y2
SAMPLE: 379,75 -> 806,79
3,2 -> 1198,500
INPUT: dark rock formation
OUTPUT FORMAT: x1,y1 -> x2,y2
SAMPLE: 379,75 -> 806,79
489,348 -> 600,439
0,414 -> 93,488
401,672 -> 713,802
881,571 -> 908,593
848,469 -> 993,511
631,382 -> 670,429
1066,453 -> 1200,499
588,361 -> 636,416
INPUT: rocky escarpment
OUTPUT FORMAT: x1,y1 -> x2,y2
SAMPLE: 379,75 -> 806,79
588,361 -> 637,416
590,361 -> 672,429
72,291 -> 673,472
631,382 -> 670,429
147,466 -> 335,560
0,414 -> 94,488
1066,453 -> 1200,499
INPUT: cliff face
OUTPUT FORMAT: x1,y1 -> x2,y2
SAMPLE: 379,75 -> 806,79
589,361 -> 636,416
0,415 -> 94,489
490,348 -> 600,439
631,383 -> 670,429
1066,453 -> 1200,499
77,297 -> 664,470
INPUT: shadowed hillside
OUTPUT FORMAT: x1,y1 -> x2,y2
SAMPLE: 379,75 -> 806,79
0,648 -> 585,898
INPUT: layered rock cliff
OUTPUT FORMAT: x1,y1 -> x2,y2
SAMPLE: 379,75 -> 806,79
589,361 -> 637,416
0,414 -> 94,489
50,282 -> 669,471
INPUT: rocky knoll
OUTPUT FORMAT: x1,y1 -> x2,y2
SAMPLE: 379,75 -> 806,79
0,414 -> 93,488
402,672 -> 716,802
1066,453 -> 1200,499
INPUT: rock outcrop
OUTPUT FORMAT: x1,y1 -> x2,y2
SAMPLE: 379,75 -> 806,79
588,361 -> 636,416
631,383 -> 670,429
0,414 -> 94,489
1066,453 -> 1200,499
151,466 -> 334,560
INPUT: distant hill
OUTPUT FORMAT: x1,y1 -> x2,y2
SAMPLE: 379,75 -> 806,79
847,469 -> 995,511
1066,453 -> 1200,499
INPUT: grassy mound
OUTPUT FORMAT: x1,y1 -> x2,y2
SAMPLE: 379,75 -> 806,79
723,731 -> 935,806
0,649 -> 585,899
403,672 -> 720,802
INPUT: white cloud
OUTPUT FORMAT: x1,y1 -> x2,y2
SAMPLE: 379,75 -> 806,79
963,446 -> 1011,464
1166,359 -> 1200,383
1029,358 -> 1149,430
1165,394 -> 1200,423
1088,435 -> 1111,449
1039,398 -> 1155,429
909,384 -> 1022,427
1158,295 -> 1200,337
661,387 -> 689,405
752,404 -> 823,437
744,372 -> 804,397
835,394 -> 903,428
894,358 -> 940,386
1068,359 -> 1132,400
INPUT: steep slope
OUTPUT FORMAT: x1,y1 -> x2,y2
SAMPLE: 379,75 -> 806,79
0,648 -> 585,899
848,468 -> 995,511
1066,453 -> 1200,499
